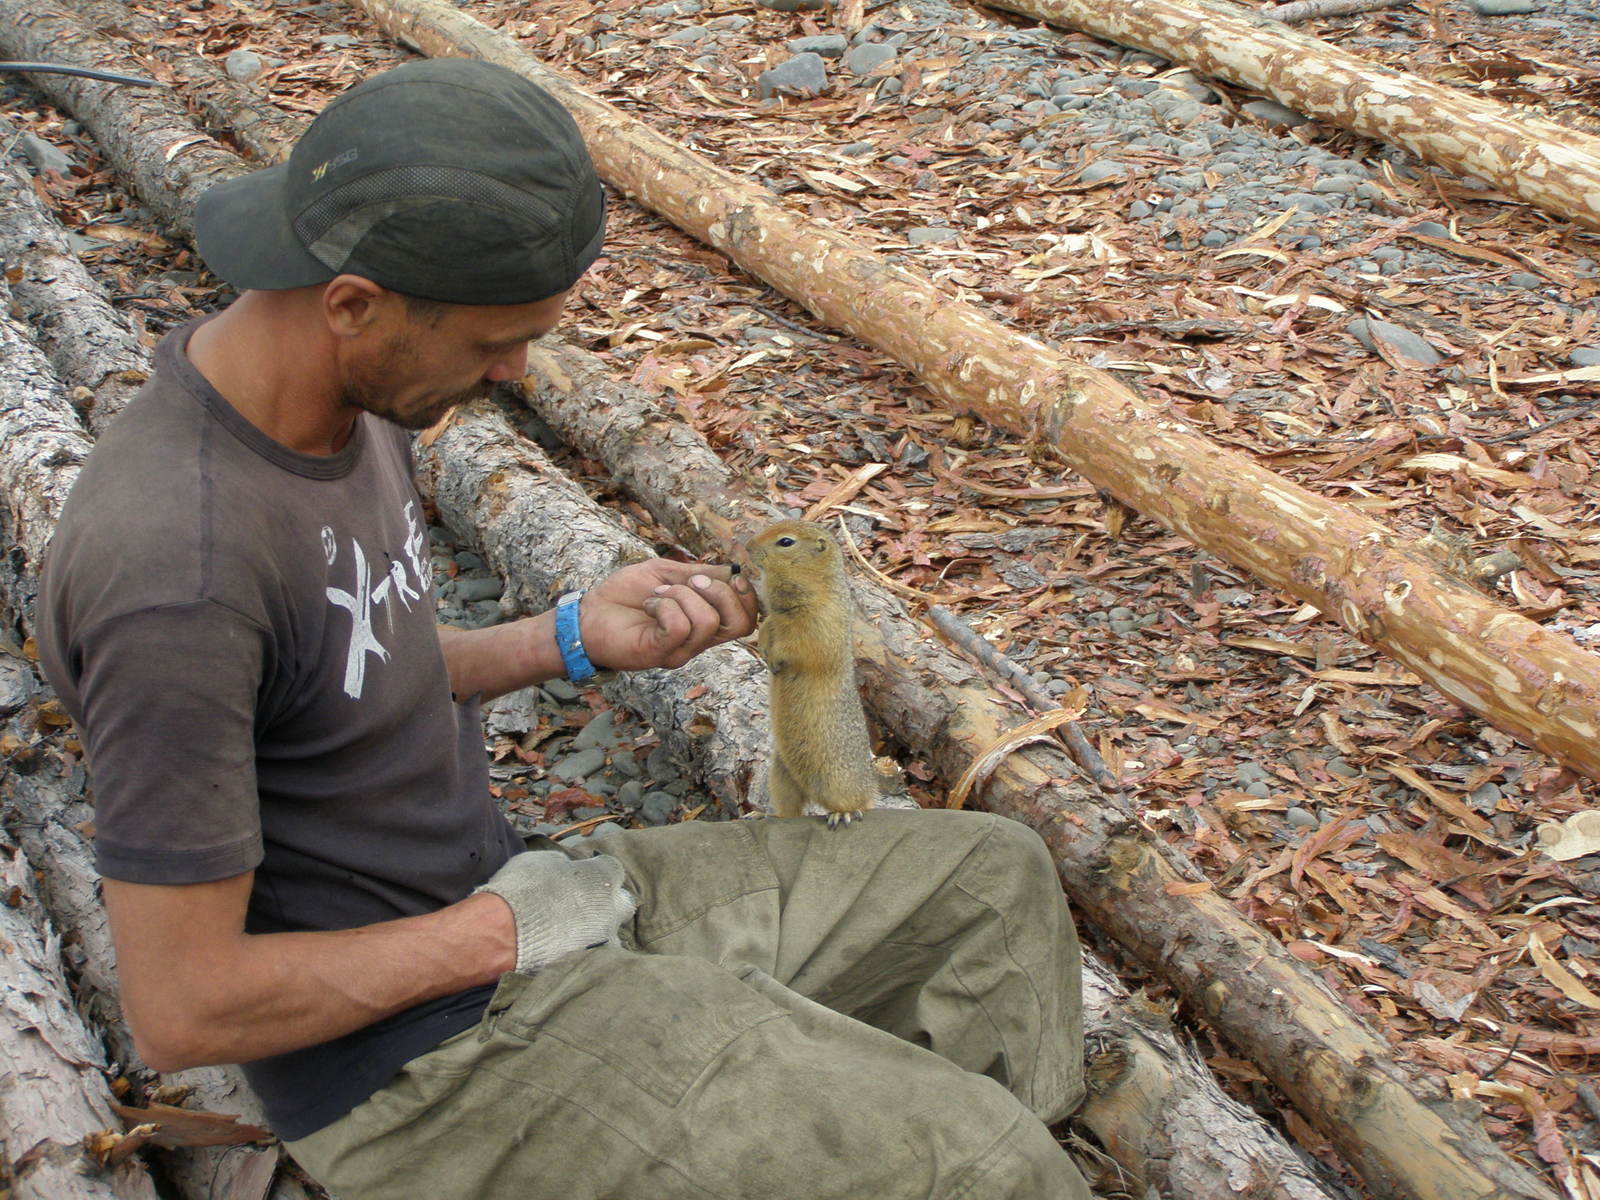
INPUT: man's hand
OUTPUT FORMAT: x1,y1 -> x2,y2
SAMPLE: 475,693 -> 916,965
581,560 -> 758,672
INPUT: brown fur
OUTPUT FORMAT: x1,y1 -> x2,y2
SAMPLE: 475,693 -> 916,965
745,520 -> 876,828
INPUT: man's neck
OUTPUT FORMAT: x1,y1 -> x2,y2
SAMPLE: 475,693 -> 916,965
186,291 -> 362,457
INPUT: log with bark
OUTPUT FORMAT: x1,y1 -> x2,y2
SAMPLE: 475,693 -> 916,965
0,836 -> 160,1199
980,0 -> 1600,234
345,0 -> 1600,793
0,164 -> 149,435
20,5 -> 1557,1195
511,339 -> 1555,1200
0,277 -> 92,638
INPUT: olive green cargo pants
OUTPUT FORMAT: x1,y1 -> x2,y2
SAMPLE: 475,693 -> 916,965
287,809 -> 1091,1199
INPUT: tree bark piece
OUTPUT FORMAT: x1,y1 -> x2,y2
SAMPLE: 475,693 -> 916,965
0,164 -> 149,435
510,337 -> 1555,1200
983,0 -> 1600,232
346,0 -> 1600,791
0,840 -> 161,1200
417,398 -> 1335,1200
0,0 -> 244,238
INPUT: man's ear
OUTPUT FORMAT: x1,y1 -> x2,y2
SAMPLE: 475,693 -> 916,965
322,275 -> 393,339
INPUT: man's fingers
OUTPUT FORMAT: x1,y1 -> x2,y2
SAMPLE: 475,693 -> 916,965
646,583 -> 728,661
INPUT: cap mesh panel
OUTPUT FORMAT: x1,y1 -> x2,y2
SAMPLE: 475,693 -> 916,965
293,165 -> 564,254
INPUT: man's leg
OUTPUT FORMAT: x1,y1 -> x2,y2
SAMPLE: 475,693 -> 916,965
288,809 -> 1091,1198
602,808 -> 1085,1124
288,943 -> 1088,1199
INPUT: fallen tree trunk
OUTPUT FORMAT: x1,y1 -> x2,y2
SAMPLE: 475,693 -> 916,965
0,0 -> 244,238
0,839 -> 161,1200
347,0 -> 1600,793
0,164 -> 148,435
0,277 -> 93,638
510,338 -> 1555,1200
418,398 -> 1335,1200
982,0 -> 1600,233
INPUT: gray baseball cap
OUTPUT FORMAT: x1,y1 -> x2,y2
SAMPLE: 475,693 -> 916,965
194,58 -> 605,305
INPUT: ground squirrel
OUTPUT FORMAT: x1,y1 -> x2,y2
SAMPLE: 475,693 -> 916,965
745,519 -> 877,829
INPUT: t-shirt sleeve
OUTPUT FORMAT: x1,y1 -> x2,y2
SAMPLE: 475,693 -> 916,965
69,600 -> 267,884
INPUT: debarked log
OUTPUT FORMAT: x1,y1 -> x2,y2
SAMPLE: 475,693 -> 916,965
417,398 -> 1337,1200
982,0 -> 1600,234
348,0 -> 1600,795
0,836 -> 160,1199
509,337 -> 1555,1200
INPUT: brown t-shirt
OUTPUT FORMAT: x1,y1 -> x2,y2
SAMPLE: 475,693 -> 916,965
37,320 -> 521,1139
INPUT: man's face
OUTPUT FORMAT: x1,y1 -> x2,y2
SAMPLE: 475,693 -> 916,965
340,289 -> 570,431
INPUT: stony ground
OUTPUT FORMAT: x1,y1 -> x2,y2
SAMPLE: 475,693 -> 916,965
4,0 -> 1600,1192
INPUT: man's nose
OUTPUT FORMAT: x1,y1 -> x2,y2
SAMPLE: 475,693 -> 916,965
485,339 -> 532,382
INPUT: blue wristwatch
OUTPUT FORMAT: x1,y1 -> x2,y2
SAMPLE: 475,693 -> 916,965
555,590 -> 596,684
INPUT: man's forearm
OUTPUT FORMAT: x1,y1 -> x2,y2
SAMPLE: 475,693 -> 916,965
438,610 -> 564,704
111,884 -> 515,1073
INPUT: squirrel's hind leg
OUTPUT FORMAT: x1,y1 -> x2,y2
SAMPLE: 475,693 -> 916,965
768,756 -> 808,819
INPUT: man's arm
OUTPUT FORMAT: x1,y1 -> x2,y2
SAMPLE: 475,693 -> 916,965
439,559 -> 758,703
106,872 -> 515,1072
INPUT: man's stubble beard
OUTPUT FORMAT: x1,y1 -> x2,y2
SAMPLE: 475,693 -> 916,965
339,329 -> 493,432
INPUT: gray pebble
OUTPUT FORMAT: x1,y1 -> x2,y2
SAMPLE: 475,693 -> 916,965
707,13 -> 751,29
1128,200 -> 1153,219
1468,782 -> 1503,812
1569,348 -> 1600,368
1348,317 -> 1442,366
662,25 -> 709,45
1244,781 -> 1273,798
1313,175 -> 1362,195
1242,99 -> 1308,127
542,678 -> 581,703
837,141 -> 876,158
612,752 -> 645,780
1285,807 -> 1320,829
224,48 -> 265,82
758,53 -> 830,100
1081,160 -> 1128,184
843,42 -> 897,77
570,708 -> 618,751
907,226 -> 960,245
1507,272 -> 1543,289
641,792 -> 677,825
455,550 -> 485,570
1413,220 -> 1451,238
1200,230 -> 1229,248
1469,0 -> 1539,11
16,133 -> 73,175
1108,619 -> 1137,635
1326,758 -> 1360,778
453,575 -> 505,604
550,746 -> 608,782
320,33 -> 358,48
617,779 -> 646,809
1108,606 -> 1135,622
787,34 -> 848,58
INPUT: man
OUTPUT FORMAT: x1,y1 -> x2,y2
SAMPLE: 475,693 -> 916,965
39,59 -> 1092,1199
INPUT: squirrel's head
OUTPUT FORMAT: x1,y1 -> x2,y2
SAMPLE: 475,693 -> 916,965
743,520 -> 844,605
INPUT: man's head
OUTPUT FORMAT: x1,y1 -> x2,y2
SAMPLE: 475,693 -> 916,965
194,58 -> 605,306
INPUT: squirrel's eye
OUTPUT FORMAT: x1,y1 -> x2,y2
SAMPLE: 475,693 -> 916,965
776,536 -> 796,547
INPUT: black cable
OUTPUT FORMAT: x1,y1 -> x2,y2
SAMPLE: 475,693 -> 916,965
0,61 -> 166,88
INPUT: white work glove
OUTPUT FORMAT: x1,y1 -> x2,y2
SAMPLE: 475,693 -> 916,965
474,851 -> 637,973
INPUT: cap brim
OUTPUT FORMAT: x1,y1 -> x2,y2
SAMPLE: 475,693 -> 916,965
194,164 -> 336,292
